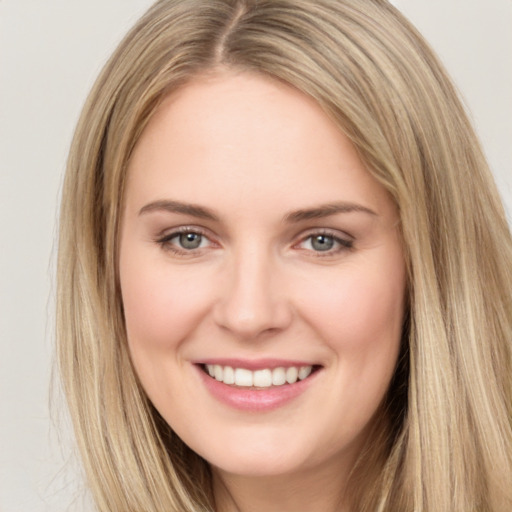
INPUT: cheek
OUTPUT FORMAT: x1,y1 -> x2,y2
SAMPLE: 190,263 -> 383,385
299,266 -> 405,347
119,248 -> 216,352
299,260 -> 406,432
294,250 -> 406,421
341,276 -> 404,343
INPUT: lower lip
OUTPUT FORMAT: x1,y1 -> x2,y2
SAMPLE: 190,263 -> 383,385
196,365 -> 319,412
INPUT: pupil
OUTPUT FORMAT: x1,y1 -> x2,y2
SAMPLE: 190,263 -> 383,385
312,235 -> 334,251
180,233 -> 201,249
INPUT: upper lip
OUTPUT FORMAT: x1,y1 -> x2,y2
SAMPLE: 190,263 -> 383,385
194,358 -> 319,371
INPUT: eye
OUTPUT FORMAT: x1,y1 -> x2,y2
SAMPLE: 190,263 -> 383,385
156,228 -> 213,254
297,232 -> 353,254
176,232 -> 204,250
309,234 -> 336,252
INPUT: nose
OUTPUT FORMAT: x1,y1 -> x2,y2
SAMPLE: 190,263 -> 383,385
213,247 -> 293,340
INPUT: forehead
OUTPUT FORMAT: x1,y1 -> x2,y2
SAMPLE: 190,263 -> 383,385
125,70 -> 396,220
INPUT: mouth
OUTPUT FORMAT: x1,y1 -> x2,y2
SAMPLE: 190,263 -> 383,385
199,363 -> 322,389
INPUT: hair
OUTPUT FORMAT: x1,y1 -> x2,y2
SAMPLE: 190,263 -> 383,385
57,0 -> 512,510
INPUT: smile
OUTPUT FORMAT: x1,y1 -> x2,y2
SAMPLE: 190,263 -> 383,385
196,361 -> 321,411
204,364 -> 313,388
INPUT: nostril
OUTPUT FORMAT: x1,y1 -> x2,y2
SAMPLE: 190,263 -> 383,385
213,298 -> 293,340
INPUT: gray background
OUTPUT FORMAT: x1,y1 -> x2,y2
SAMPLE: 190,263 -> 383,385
1,1 -> 510,510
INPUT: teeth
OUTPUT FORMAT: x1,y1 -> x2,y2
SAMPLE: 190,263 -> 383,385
223,365 -> 235,385
272,367 -> 286,386
298,366 -> 312,380
204,364 -> 314,387
253,369 -> 272,387
234,368 -> 253,387
286,366 -> 298,384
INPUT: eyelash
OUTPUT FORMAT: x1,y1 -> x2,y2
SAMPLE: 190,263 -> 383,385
294,230 -> 354,257
155,227 -> 213,256
155,227 -> 354,257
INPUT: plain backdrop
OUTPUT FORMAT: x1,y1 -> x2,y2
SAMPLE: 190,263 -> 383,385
0,1 -> 511,511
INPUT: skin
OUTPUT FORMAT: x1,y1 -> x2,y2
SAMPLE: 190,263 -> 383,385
119,70 -> 406,512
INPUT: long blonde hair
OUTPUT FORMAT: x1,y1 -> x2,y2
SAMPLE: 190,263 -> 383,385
57,0 -> 512,510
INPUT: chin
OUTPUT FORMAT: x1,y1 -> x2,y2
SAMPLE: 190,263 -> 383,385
184,428 -> 311,478
210,451 -> 309,478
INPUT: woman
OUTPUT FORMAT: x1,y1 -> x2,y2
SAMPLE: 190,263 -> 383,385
57,0 -> 512,510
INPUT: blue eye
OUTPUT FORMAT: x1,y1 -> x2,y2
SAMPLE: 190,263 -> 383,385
310,234 -> 335,251
177,232 -> 203,249
299,232 -> 353,254
157,229 -> 211,253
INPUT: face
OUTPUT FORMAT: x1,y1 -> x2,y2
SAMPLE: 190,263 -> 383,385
119,71 -> 406,482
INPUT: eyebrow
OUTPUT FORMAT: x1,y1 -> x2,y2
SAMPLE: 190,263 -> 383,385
138,199 -> 377,223
283,202 -> 377,223
139,200 -> 219,221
